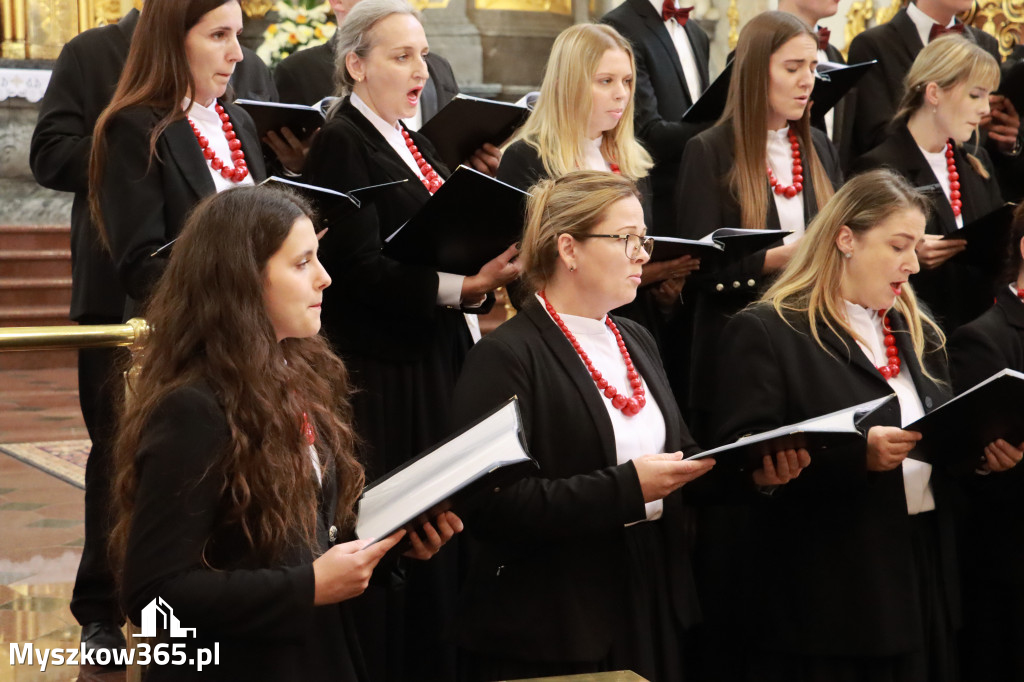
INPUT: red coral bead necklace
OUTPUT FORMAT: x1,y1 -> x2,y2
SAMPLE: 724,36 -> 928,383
401,127 -> 443,193
767,127 -> 803,199
188,102 -> 249,183
539,291 -> 646,416
945,141 -> 962,217
876,311 -> 901,380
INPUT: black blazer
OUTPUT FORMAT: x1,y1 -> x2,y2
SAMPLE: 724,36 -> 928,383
99,103 -> 265,309
673,122 -> 841,424
949,284 -> 1024,391
847,7 -> 1000,161
602,0 -> 711,235
450,300 -> 702,661
712,303 -> 960,657
301,97 -> 486,359
853,122 -> 1004,331
121,382 -> 365,681
28,10 -> 274,321
274,37 -> 458,121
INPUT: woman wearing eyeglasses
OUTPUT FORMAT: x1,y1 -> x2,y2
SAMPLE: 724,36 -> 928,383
449,171 -> 809,681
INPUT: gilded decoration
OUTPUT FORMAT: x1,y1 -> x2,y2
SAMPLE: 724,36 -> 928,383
963,0 -> 1024,58
474,0 -> 568,14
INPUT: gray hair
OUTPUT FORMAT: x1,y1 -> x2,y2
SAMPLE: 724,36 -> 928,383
331,0 -> 421,100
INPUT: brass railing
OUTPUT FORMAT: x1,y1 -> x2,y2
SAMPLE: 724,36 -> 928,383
0,318 -> 149,353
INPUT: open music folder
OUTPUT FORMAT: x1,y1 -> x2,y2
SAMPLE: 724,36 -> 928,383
810,60 -> 876,120
260,176 -> 408,231
234,98 -> 330,140
686,395 -> 901,473
419,93 -> 530,171
356,397 -> 538,542
943,202 -> 1016,268
383,166 -> 529,275
682,60 -> 733,124
650,228 -> 791,266
905,368 -> 1024,468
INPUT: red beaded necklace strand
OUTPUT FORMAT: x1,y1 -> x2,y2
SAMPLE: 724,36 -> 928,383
767,127 -> 803,199
401,127 -> 443,193
539,291 -> 646,416
876,312 -> 901,380
609,162 -> 621,174
945,141 -> 963,217
188,103 -> 249,183
1017,286 -> 1024,303
301,411 -> 316,446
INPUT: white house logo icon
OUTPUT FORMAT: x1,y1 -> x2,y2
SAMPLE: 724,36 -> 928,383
133,597 -> 197,638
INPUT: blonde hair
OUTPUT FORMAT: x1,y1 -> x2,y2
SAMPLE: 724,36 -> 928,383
510,23 -> 653,182
895,34 -> 1001,179
762,169 -> 946,377
520,170 -> 642,292
720,11 -> 834,231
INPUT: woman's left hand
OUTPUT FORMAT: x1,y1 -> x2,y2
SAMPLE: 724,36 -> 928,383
640,255 -> 700,287
980,438 -> 1024,473
467,143 -> 502,176
462,243 -> 521,303
264,126 -> 317,174
984,95 -> 1021,153
403,511 -> 465,560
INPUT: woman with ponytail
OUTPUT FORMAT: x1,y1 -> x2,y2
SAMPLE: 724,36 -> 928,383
854,34 -> 1003,332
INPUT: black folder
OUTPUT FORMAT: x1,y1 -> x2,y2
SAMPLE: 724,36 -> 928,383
682,60 -> 733,124
234,98 -> 327,140
944,202 -> 1016,268
687,395 -> 901,473
906,369 -> 1024,469
383,166 -> 529,275
419,94 -> 530,171
810,60 -> 876,119
650,228 -> 791,266
355,397 -> 538,542
261,176 -> 408,231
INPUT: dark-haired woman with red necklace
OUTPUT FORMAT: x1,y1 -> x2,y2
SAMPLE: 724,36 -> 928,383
89,0 -> 266,313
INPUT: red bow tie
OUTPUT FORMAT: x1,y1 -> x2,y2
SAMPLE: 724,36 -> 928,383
661,1 -> 693,25
928,21 -> 965,42
816,26 -> 831,51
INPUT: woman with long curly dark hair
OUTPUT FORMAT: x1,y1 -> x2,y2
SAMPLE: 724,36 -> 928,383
109,185 -> 459,681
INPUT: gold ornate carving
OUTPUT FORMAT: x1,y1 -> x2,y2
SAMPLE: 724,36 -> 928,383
2,0 -> 28,58
412,0 -> 452,9
241,0 -> 275,19
25,0 -> 81,59
962,1 -> 1024,59
875,0 -> 904,25
727,0 -> 738,51
474,0 -> 566,13
844,0 -> 874,54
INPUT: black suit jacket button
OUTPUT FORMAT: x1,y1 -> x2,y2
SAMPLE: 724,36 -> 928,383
329,525 -> 338,543
732,281 -> 741,288
925,397 -> 933,409
716,283 -> 725,292
747,279 -> 756,287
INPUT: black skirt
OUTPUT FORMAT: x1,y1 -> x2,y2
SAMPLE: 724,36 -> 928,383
345,308 -> 472,682
467,519 -> 693,682
746,512 -> 957,682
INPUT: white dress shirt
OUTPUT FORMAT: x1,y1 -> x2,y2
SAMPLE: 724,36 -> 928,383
539,295 -> 668,522
844,301 -> 935,514
647,0 -> 703,103
184,99 -> 256,193
767,126 -> 807,243
907,1 -> 957,46
350,92 -> 467,306
919,143 -> 965,229
583,135 -> 615,172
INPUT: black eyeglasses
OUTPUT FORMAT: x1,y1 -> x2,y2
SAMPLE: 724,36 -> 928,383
575,233 -> 655,260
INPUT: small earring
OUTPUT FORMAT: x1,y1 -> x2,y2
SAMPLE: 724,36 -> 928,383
569,264 -> 577,272
843,251 -> 853,259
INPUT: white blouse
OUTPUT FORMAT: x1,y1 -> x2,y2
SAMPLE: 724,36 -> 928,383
583,135 -> 612,172
844,301 -> 935,514
183,99 -> 256,193
539,296 -> 668,521
767,126 -> 807,243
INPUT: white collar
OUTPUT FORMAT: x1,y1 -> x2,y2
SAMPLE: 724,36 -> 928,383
350,91 -> 404,144
536,293 -> 608,334
182,97 -> 219,120
907,2 -> 956,46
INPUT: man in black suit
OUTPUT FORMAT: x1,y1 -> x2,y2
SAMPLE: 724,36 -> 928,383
602,0 -> 710,236
847,0 -> 1019,161
273,0 -> 499,174
28,6 -> 275,661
